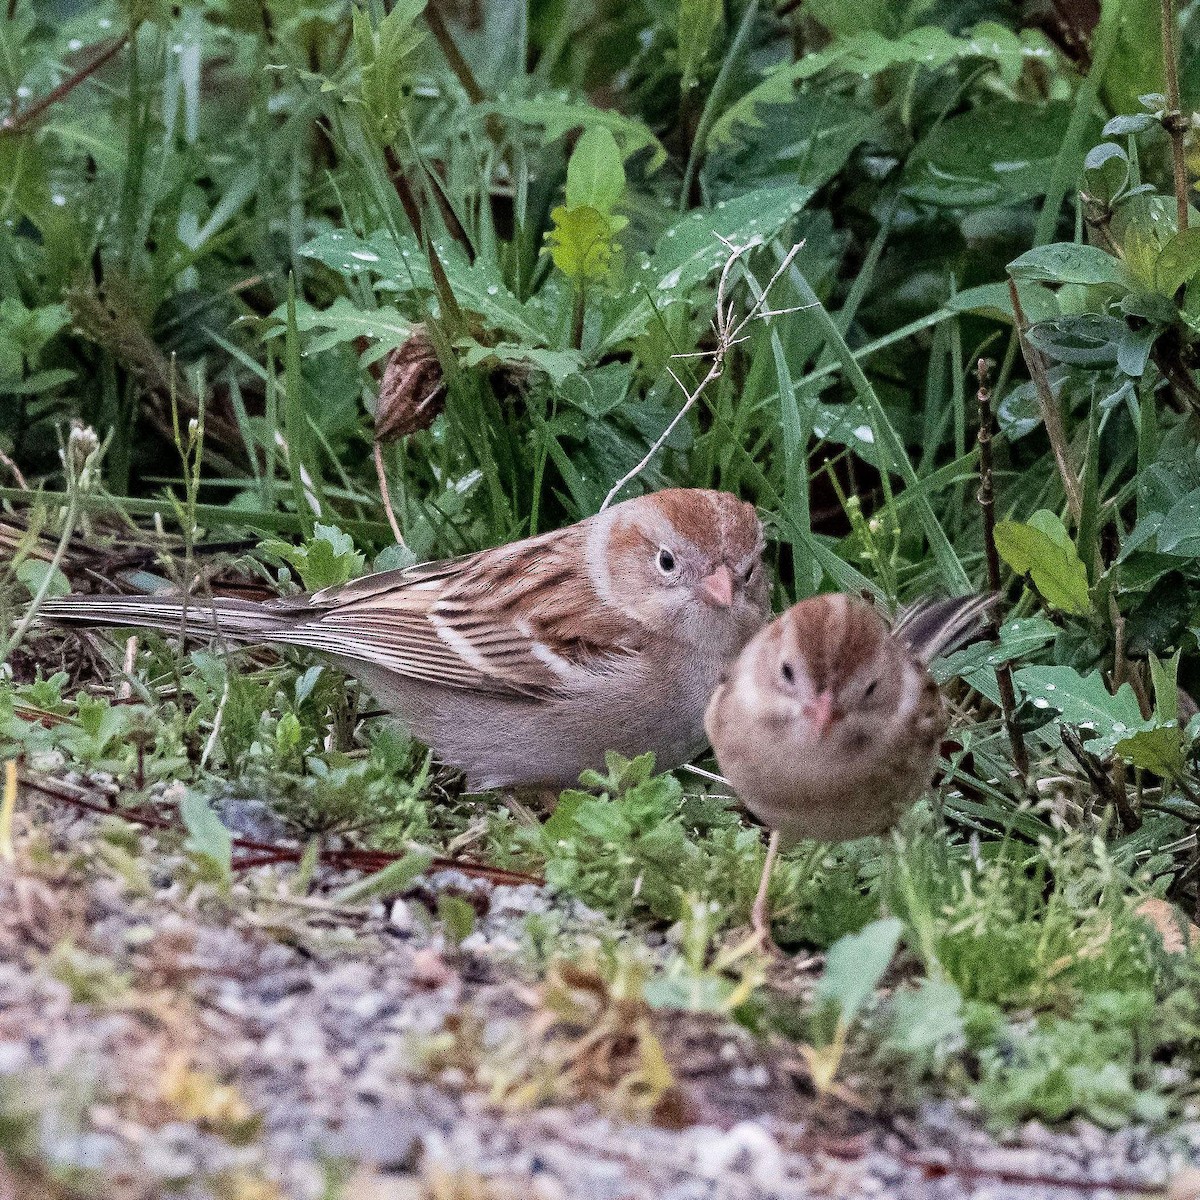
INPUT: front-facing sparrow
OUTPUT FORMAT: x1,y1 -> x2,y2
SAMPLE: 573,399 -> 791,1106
40,489 -> 770,790
704,592 -> 994,941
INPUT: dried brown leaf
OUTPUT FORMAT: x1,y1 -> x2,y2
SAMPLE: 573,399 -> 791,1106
375,328 -> 447,441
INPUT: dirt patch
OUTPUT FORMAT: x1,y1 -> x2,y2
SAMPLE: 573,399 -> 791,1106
0,787 -> 1196,1199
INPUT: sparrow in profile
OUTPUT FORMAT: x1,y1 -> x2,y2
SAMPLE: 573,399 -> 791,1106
40,489 -> 770,790
704,592 -> 994,942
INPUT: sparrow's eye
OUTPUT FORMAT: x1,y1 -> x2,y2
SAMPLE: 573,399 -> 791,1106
656,547 -> 677,574
863,679 -> 879,701
780,661 -> 795,685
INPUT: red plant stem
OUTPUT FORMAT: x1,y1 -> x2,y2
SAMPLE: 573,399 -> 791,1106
17,767 -> 540,885
1,36 -> 129,135
896,1150 -> 1164,1194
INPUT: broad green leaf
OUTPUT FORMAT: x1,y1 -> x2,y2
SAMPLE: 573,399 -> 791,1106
299,231 -> 552,346
483,98 -> 666,169
815,917 -> 903,1026
16,560 -> 70,600
883,979 -> 966,1071
1083,142 -> 1131,206
1009,243 -> 1134,288
565,127 -> 625,214
1113,726 -> 1186,780
1025,314 -> 1124,366
904,101 -> 1078,208
948,281 -> 1059,324
437,893 -> 476,946
1102,0 -> 1165,117
1154,229 -> 1200,298
1102,113 -> 1155,135
600,185 -> 813,350
1156,487 -> 1200,556
994,511 -> 1093,616
678,0 -> 723,94
1013,665 -> 1148,755
180,791 -> 232,878
543,204 -> 625,285
714,92 -> 879,194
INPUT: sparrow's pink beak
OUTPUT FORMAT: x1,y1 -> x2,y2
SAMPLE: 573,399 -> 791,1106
802,688 -> 836,739
698,564 -> 734,608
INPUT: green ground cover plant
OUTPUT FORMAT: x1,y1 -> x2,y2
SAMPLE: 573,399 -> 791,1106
3,0 -> 1200,1139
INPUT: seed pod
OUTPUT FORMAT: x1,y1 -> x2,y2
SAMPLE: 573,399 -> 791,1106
374,328 -> 446,441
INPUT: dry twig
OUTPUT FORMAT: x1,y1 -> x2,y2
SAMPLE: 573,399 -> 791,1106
1007,278 -> 1083,523
601,237 -> 806,510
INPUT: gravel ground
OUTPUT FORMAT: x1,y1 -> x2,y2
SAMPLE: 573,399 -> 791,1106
2,780 -> 1199,1200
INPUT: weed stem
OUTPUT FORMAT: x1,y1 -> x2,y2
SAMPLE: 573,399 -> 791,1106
975,358 -> 1028,780
1160,0 -> 1190,233
1007,278 -> 1082,524
0,36 -> 128,136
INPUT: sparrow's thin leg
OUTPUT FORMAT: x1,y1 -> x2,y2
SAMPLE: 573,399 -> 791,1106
751,828 -> 781,944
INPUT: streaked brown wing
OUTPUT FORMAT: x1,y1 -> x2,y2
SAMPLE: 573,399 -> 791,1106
269,525 -> 645,698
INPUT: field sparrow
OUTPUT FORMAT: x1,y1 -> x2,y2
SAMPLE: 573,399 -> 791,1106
40,489 -> 769,790
704,592 -> 994,941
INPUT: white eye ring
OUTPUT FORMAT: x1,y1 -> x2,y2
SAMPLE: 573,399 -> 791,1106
656,546 -> 677,574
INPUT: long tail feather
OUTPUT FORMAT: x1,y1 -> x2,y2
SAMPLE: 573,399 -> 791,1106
894,593 -> 998,663
37,593 -> 293,643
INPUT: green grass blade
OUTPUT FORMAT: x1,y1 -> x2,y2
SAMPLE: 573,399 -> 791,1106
784,261 -> 972,594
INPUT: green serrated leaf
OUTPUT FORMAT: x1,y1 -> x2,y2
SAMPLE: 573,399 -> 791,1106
903,100 -> 1077,209
543,204 -> 625,285
261,524 -> 365,591
460,341 -> 584,385
1012,665 -> 1148,755
298,232 -> 552,346
710,23 -> 1051,150
269,297 -> 412,356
